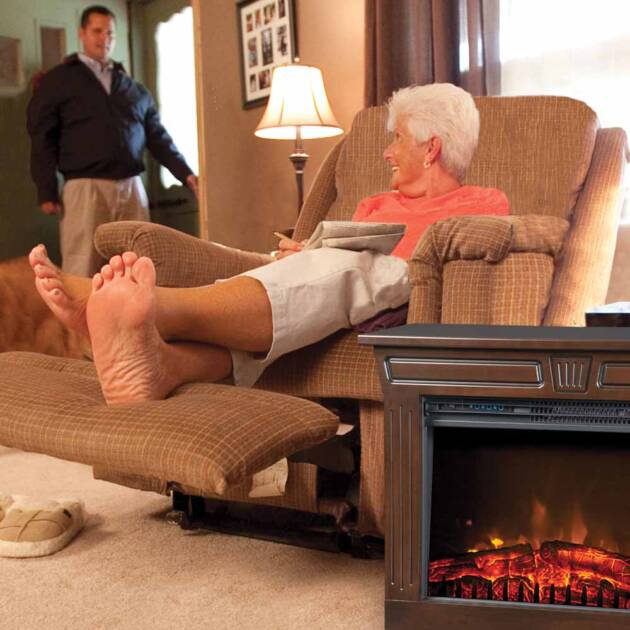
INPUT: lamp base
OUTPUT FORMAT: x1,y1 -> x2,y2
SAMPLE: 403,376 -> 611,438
289,151 -> 308,214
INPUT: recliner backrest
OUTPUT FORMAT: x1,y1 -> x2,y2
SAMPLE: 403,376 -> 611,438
297,96 -> 598,232
325,107 -> 390,222
468,96 -> 598,219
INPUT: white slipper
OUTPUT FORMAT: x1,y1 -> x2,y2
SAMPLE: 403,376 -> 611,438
0,493 -> 14,522
0,495 -> 85,558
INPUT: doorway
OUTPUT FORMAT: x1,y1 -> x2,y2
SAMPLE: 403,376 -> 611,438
131,0 -> 199,237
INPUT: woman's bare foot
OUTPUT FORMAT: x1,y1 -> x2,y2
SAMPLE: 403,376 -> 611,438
28,244 -> 96,340
87,253 -> 177,405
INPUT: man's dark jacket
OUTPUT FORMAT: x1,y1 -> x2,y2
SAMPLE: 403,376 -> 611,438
27,53 -> 192,203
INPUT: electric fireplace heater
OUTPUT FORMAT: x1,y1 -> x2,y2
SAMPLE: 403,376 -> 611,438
361,324 -> 630,630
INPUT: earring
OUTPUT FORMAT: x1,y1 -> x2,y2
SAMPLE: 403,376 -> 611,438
423,159 -> 431,169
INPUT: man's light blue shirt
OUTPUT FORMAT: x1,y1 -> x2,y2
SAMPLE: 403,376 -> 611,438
78,52 -> 114,94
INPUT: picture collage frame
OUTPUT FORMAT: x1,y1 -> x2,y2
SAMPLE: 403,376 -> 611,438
236,0 -> 297,109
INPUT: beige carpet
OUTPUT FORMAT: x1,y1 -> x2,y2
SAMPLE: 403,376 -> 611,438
0,446 -> 384,630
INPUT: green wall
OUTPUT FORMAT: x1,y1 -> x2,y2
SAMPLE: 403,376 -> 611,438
0,0 -> 129,263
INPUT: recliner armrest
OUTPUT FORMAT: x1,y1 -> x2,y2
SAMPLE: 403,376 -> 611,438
94,221 -> 272,287
406,215 -> 570,324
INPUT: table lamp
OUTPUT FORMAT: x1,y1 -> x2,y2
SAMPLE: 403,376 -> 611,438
255,62 -> 343,214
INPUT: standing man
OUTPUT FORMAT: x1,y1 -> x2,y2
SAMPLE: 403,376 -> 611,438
27,5 -> 198,276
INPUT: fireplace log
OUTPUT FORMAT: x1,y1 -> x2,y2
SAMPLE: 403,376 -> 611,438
430,541 -> 630,608
492,577 -> 535,603
429,544 -> 536,583
540,541 -> 630,589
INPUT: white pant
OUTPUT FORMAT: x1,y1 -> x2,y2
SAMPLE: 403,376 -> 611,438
60,176 -> 149,277
230,248 -> 410,387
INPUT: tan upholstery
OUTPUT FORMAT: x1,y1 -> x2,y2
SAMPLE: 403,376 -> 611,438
176,462 -> 319,513
319,108 -> 392,223
257,330 -> 382,401
0,352 -> 338,496
295,96 -> 598,233
0,96 -> 623,540
544,128 -> 629,325
468,97 -> 598,219
95,220 -> 272,288
93,461 -> 320,513
409,215 -> 570,325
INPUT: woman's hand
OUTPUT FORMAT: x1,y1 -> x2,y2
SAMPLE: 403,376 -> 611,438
272,234 -> 307,260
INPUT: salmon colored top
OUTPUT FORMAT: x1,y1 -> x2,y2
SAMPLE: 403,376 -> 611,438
352,186 -> 510,260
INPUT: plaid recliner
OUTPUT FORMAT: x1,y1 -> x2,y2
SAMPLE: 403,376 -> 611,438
1,96 -> 627,537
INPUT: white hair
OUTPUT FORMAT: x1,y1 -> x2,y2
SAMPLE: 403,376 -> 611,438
386,83 -> 480,181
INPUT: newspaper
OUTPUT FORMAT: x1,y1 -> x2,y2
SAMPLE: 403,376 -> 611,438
302,221 -> 406,255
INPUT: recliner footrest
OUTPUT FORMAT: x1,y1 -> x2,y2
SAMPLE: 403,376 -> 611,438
0,352 -> 339,495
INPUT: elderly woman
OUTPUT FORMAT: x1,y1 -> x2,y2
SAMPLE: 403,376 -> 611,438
30,83 -> 509,405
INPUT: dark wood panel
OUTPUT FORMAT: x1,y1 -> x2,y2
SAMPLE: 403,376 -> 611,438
387,358 -> 542,386
600,362 -> 630,387
387,599 -> 630,630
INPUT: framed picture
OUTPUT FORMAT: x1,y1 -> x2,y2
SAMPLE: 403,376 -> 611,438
0,36 -> 24,94
236,0 -> 297,109
35,19 -> 68,71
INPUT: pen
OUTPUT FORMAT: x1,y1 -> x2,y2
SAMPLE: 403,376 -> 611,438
273,231 -> 300,245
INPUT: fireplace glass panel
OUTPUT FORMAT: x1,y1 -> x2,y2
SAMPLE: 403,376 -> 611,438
427,423 -> 630,609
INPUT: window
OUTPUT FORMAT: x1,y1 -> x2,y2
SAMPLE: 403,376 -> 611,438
500,0 -> 630,131
155,7 -> 199,189
499,0 -> 630,218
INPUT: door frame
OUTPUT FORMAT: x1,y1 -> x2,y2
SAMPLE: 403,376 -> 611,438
191,0 -> 208,239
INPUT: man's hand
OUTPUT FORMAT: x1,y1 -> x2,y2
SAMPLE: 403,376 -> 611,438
40,201 -> 61,215
186,174 -> 199,199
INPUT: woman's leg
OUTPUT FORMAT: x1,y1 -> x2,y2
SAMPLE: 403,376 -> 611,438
30,245 -> 275,405
29,245 -> 92,339
154,279 -> 271,350
29,245 -> 273,352
87,255 -> 253,404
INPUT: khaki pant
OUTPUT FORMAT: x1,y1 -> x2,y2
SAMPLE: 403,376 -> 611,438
230,248 -> 410,387
60,177 -> 149,277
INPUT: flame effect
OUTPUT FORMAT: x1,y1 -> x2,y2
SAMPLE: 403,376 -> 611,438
468,498 -> 608,553
429,499 -> 628,608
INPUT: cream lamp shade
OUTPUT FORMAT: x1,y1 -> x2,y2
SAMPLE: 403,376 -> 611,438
255,63 -> 342,214
255,63 -> 343,140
